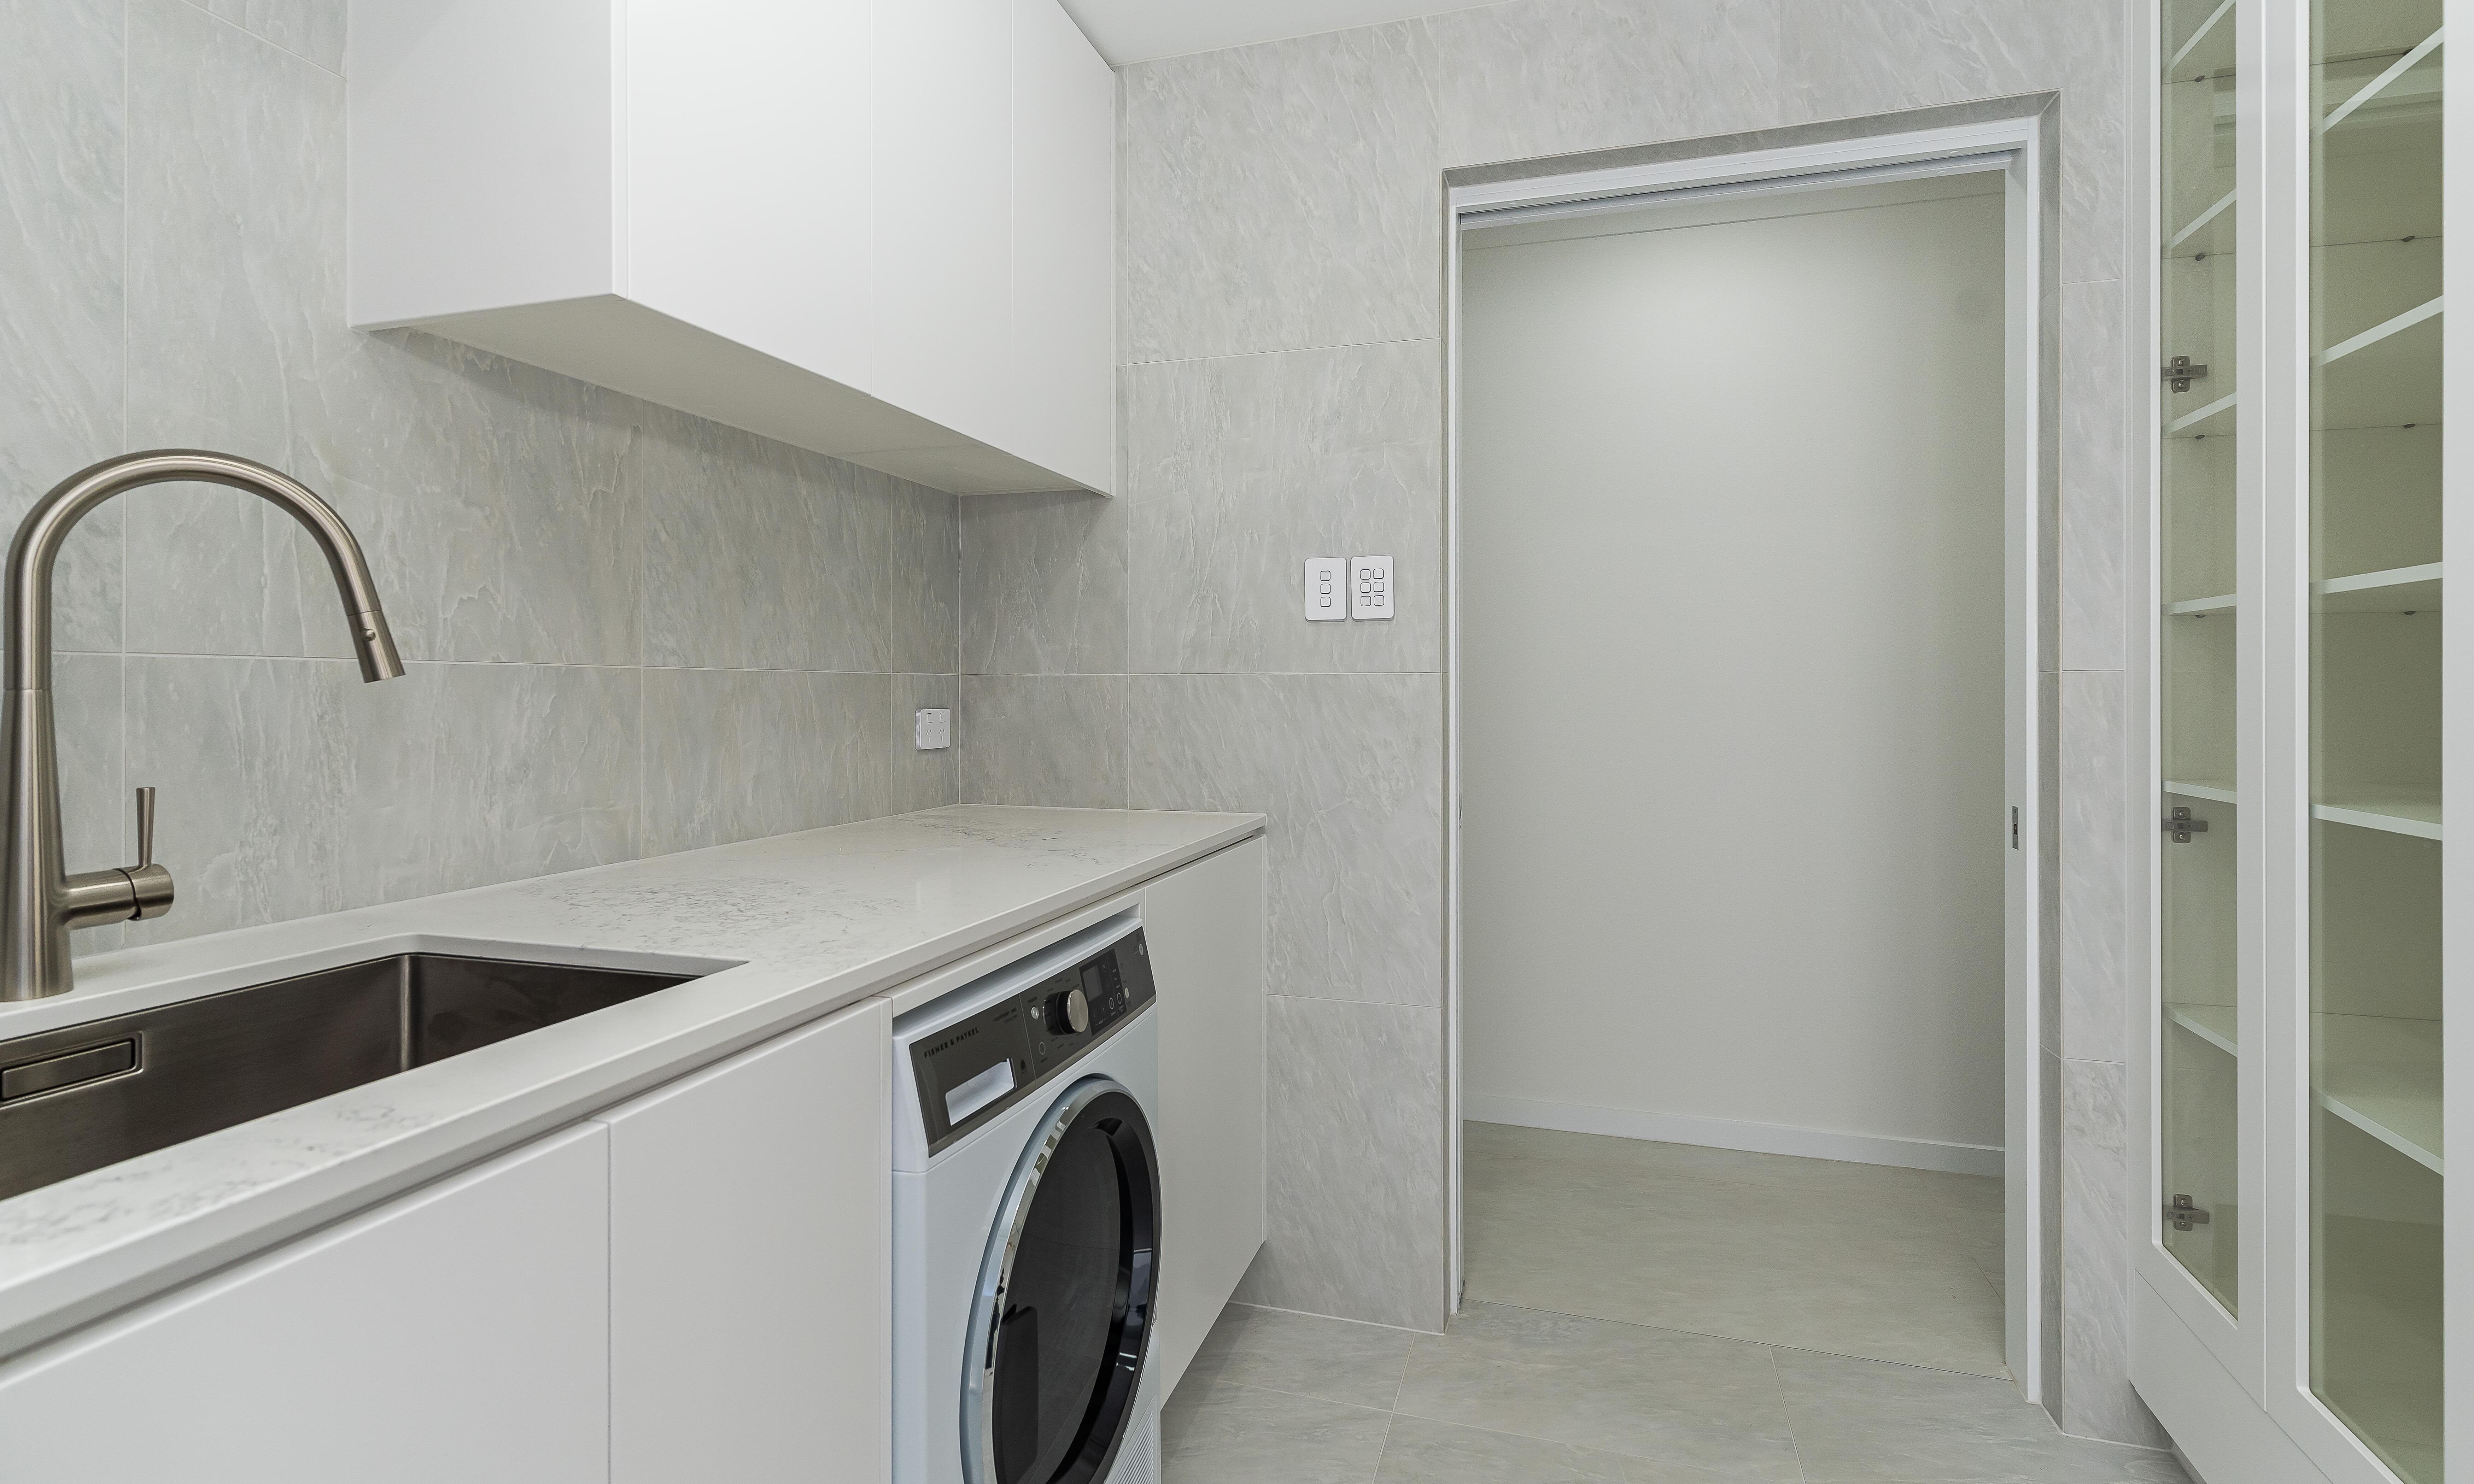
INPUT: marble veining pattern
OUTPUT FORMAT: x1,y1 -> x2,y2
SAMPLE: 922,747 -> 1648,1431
1121,20 -> 1443,364
0,806 -> 1264,1362
959,489 -> 1130,677
1124,342 -> 1443,677
0,0 -> 123,655
2060,671 -> 2128,1064
960,674 -> 1131,810
1233,997 -> 1444,1330
2059,1058 -> 2163,1448
1126,673 -> 1442,1008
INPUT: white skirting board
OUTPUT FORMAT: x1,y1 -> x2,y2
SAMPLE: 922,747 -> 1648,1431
1465,1095 -> 2006,1178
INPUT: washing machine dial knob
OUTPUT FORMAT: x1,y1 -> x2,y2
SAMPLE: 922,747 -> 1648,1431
1046,986 -> 1091,1035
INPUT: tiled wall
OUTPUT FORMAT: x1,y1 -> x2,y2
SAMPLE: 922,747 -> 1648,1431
2,0 -> 958,955
957,0 -> 2154,1449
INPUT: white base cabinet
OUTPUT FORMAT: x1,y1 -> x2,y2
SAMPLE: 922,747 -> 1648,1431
1144,837 -> 1268,1400
0,846 -> 1263,1480
0,1125 -> 613,1484
346,0 -> 1116,498
602,998 -> 890,1484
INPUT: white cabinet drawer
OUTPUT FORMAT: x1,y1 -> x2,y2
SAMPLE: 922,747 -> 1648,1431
0,1125 -> 611,1484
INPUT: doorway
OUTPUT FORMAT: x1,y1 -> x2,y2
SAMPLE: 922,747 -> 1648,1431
1444,114 -> 2054,1399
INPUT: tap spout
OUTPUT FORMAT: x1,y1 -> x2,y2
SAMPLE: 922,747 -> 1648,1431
0,450 -> 404,1000
6,450 -> 402,692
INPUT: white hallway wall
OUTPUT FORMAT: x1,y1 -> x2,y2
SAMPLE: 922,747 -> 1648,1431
953,0 -> 2149,1447
1458,182 -> 2010,1171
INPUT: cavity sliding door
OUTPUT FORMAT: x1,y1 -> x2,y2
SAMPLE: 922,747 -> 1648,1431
2143,2 -> 2463,1482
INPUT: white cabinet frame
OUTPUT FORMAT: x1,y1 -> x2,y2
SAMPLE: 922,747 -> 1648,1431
2132,4 -> 2469,1479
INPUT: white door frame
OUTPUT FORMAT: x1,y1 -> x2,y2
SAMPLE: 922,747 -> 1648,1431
1441,109 -> 2056,1400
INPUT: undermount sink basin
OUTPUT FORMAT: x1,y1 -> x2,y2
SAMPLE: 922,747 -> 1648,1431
0,954 -> 701,1203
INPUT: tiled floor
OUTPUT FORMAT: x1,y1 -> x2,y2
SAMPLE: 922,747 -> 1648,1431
1160,1123 -> 2186,1483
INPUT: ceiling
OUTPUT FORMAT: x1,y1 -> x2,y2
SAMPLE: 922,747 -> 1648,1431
1055,0 -> 1490,65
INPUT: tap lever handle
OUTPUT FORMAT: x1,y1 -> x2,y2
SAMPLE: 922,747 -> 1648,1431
135,786 -> 155,869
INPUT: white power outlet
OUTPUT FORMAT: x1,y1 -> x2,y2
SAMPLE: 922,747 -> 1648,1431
1304,557 -> 1347,621
914,708 -> 951,750
1350,555 -> 1394,621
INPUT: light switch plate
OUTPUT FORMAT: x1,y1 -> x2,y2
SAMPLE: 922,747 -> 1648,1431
1350,555 -> 1394,621
914,708 -> 951,750
1305,557 -> 1347,621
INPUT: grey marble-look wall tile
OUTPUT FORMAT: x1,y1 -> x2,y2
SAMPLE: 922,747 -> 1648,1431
1429,0 -> 1785,168
959,490 -> 1127,677
2062,279 -> 2126,670
801,456 -> 959,678
122,0 -> 352,661
639,413 -> 812,674
2060,670 -> 2127,1064
124,654 -> 438,946
1125,342 -> 1442,676
958,674 -> 1127,809
640,667 -> 891,858
302,335 -> 644,668
641,416 -> 957,676
1121,20 -> 1441,364
1776,0 -> 2122,286
1779,0 -> 2024,121
1233,996 -> 1444,1332
2043,0 -> 2126,288
1,0 -> 125,655
197,0 -> 344,74
1127,673 -> 1441,1007
428,663 -> 639,894
2061,1056 -> 2169,1448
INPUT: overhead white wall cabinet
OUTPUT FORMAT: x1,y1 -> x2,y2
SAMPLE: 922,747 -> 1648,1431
346,0 -> 1116,496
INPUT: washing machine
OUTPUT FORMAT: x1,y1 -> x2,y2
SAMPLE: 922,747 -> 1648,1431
893,912 -> 1163,1484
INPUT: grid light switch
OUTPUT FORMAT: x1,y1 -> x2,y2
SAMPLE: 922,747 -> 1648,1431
1305,557 -> 1347,621
914,708 -> 951,750
1350,555 -> 1394,621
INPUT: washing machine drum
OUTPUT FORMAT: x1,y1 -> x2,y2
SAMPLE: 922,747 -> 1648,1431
964,1078 -> 1160,1484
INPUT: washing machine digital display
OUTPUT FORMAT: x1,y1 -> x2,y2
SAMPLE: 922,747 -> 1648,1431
911,929 -> 1157,1154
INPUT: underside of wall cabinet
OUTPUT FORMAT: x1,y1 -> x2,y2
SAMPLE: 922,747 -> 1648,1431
345,0 -> 1116,497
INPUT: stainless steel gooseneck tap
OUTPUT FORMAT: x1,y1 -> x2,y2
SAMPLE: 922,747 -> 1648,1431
0,451 -> 405,1001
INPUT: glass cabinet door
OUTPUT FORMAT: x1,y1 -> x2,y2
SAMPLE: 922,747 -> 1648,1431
2308,1 -> 2443,1478
2160,0 -> 2243,1313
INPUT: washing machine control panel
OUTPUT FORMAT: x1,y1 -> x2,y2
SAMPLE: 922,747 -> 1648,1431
910,927 -> 1157,1153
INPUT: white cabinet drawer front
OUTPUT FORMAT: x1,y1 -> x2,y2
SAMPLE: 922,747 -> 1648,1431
604,998 -> 891,1484
0,1125 -> 611,1484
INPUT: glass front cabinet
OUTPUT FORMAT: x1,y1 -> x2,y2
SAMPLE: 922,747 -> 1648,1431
2139,3 -> 2467,1482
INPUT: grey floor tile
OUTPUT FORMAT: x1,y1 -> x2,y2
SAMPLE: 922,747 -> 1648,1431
1183,1302 -> 1418,1411
1393,1303 -> 1802,1481
1463,1134 -> 2007,1377
1774,1347 -> 2184,1483
1374,1415 -> 1628,1482
1162,1380 -> 1394,1484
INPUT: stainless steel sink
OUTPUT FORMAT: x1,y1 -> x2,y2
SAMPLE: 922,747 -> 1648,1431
0,954 -> 700,1202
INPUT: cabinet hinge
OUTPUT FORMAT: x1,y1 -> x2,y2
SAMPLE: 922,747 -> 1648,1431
2163,806 -> 2209,843
2165,1194 -> 2211,1231
2162,355 -> 2210,392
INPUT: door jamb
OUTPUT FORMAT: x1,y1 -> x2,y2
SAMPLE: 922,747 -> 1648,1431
1440,108 -> 2057,1401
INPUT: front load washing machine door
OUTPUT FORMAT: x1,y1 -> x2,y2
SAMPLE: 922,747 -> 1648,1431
963,1076 -> 1160,1484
